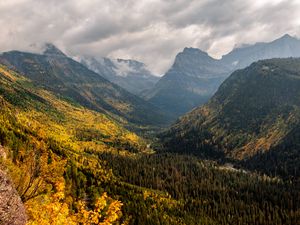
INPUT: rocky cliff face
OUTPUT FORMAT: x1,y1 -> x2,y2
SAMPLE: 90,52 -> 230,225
0,167 -> 27,225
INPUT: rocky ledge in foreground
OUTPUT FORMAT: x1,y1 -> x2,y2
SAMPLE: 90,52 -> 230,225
0,167 -> 27,225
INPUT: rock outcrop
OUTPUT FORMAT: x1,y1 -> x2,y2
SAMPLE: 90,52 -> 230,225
0,168 -> 27,225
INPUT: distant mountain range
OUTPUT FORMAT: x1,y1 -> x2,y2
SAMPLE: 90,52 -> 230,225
161,58 -> 300,178
146,34 -> 300,118
80,56 -> 159,95
222,34 -> 300,69
0,44 -> 169,127
1,34 -> 299,125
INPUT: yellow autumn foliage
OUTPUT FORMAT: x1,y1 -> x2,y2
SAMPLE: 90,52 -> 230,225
0,65 -> 135,224
76,193 -> 123,225
25,181 -> 77,225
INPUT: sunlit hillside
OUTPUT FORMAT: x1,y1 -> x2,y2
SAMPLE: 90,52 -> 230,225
0,64 -> 143,224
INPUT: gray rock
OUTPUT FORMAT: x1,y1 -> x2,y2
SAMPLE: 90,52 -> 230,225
0,169 -> 27,225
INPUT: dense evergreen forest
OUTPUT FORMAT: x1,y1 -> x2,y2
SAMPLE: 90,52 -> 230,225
96,152 -> 300,225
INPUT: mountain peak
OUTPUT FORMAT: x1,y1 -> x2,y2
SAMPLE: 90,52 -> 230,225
182,47 -> 209,56
43,43 -> 66,57
116,58 -> 146,69
275,34 -> 298,43
174,47 -> 212,63
280,34 -> 294,40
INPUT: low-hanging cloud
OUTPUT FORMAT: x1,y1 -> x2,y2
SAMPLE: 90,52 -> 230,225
0,0 -> 300,75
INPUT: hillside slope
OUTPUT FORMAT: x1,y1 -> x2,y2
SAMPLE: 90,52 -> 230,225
0,44 -> 169,127
161,58 -> 300,178
0,63 -> 146,224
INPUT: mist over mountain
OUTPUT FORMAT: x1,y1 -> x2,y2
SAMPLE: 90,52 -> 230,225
1,42 -> 299,225
80,56 -> 159,95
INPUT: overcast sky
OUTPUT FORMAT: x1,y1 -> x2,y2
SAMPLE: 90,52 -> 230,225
1,0 -> 300,74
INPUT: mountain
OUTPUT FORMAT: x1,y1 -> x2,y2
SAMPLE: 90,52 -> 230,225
0,62 -> 298,224
146,34 -> 300,119
0,44 -> 169,127
222,34 -> 300,69
43,43 -> 67,57
144,48 -> 230,118
161,58 -> 300,178
80,56 -> 159,95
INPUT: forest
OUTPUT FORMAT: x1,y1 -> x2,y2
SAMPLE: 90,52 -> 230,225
0,59 -> 299,225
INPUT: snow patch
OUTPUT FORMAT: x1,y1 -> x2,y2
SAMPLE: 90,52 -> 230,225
232,60 -> 239,66
262,65 -> 270,71
112,59 -> 138,77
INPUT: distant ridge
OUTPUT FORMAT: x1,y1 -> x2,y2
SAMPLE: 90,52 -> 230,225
80,56 -> 159,95
145,34 -> 300,118
221,34 -> 300,69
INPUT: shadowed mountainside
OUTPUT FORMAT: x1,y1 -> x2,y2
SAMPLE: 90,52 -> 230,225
161,58 -> 300,179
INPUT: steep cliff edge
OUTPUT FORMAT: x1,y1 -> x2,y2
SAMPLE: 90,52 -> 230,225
0,165 -> 27,225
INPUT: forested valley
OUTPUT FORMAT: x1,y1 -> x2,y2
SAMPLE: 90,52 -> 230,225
0,47 -> 299,225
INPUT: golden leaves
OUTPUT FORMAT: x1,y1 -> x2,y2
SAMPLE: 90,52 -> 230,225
25,181 -> 77,225
76,192 -> 123,225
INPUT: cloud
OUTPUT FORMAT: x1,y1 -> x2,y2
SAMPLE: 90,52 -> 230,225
0,0 -> 299,74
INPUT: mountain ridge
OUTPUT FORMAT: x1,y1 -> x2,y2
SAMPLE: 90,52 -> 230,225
221,34 -> 300,69
0,46 -> 170,127
145,34 -> 300,119
43,43 -> 67,57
